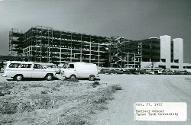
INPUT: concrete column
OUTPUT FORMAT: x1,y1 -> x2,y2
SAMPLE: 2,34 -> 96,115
160,35 -> 171,69
173,38 -> 183,70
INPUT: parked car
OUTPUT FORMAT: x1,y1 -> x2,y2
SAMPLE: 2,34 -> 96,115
61,62 -> 99,81
110,69 -> 123,74
45,65 -> 61,74
162,69 -> 174,75
99,68 -> 112,74
2,61 -> 57,81
35,63 -> 60,74
174,70 -> 191,75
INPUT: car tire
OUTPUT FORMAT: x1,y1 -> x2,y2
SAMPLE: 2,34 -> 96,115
15,75 -> 23,81
46,74 -> 53,81
89,75 -> 95,81
70,75 -> 77,81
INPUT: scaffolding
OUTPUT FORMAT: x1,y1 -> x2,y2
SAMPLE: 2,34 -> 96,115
9,28 -> 24,56
108,37 -> 142,68
10,26 -> 159,68
20,26 -> 110,66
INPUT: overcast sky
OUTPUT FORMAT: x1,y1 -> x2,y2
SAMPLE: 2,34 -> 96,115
0,0 -> 190,62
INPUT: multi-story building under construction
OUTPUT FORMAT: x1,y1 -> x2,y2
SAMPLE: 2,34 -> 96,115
9,27 -> 144,68
9,26 -> 110,67
9,28 -> 24,56
9,26 -> 191,71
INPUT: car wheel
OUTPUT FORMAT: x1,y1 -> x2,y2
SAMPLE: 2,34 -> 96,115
15,75 -> 23,81
46,74 -> 53,81
70,75 -> 77,81
89,75 -> 95,81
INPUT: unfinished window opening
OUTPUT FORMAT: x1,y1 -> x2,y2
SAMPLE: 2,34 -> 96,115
171,65 -> 179,69
161,59 -> 166,62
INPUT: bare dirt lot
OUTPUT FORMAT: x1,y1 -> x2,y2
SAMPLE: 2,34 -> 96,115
96,74 -> 191,125
0,74 -> 121,125
1,74 -> 191,125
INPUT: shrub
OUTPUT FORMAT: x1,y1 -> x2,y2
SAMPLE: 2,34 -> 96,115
92,81 -> 100,88
0,101 -> 18,114
111,84 -> 122,91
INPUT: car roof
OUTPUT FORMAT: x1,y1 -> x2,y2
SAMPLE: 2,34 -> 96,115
69,62 -> 94,65
7,61 -> 34,64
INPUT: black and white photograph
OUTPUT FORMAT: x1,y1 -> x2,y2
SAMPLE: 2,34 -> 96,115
0,0 -> 191,124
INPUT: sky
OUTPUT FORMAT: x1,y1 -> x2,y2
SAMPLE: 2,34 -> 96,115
0,0 -> 191,62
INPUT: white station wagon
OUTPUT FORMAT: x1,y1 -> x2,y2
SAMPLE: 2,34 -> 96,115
2,61 -> 56,81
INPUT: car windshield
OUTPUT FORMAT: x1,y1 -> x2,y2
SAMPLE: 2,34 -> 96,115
68,64 -> 74,68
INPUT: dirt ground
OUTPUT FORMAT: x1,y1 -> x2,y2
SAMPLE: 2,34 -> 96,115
0,74 -> 121,125
96,74 -> 191,125
1,74 -> 191,125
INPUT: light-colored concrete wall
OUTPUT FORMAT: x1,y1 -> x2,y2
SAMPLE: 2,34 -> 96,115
141,62 -> 153,68
173,38 -> 183,63
160,35 -> 171,69
173,38 -> 183,70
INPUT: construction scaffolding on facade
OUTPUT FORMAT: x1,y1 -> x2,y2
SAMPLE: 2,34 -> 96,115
9,28 -> 24,56
11,26 -> 110,67
108,37 -> 142,68
10,26 -> 160,68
